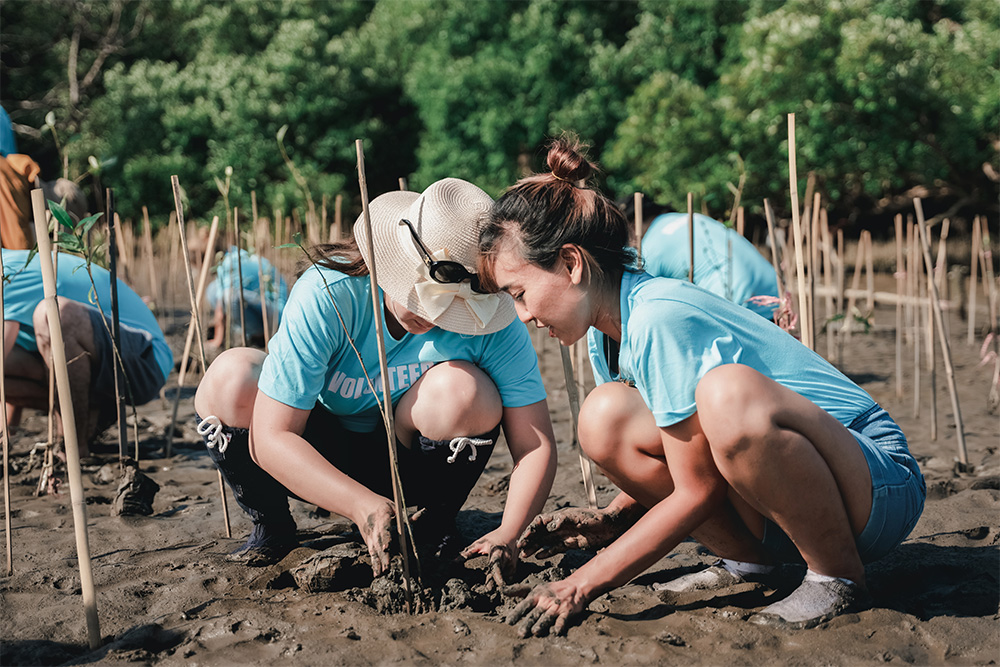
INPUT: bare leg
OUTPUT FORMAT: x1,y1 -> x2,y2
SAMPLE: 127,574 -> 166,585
695,364 -> 871,584
393,360 -> 503,445
31,299 -> 102,455
194,347 -> 267,427
578,382 -> 770,565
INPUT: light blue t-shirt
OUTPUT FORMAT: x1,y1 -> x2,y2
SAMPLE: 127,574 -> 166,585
2,249 -> 173,382
206,246 -> 288,312
587,271 -> 875,428
258,264 -> 547,433
642,213 -> 779,319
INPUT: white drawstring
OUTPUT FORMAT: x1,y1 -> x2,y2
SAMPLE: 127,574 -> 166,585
197,415 -> 232,454
446,436 -> 492,464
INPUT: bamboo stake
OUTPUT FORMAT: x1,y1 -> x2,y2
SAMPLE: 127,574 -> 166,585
332,194 -> 343,243
560,344 -> 598,509
821,211 -> 835,360
105,190 -> 130,468
234,208 -> 248,348
787,114 -> 811,349
934,218 -> 951,339
836,228 -> 845,315
171,176 -> 232,537
863,230 -> 874,314
809,194 -> 821,351
842,238 -> 865,341
2,248 -> 11,575
633,192 -> 643,262
355,140 -> 414,613
894,215 -> 904,399
915,198 -> 967,464
913,222 -> 922,417
31,189 -> 102,649
736,206 -> 745,238
141,207 -> 160,309
763,199 -> 785,297
398,177 -> 408,191
968,216 -> 981,345
904,220 -> 914,346
687,193 -> 694,283
43,225 -> 58,495
926,244 -> 938,441
166,215 -> 221,457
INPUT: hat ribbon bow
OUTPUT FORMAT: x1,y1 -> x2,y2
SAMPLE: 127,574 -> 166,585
414,249 -> 499,329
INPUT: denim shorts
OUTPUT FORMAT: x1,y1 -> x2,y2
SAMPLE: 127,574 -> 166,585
762,403 -> 926,564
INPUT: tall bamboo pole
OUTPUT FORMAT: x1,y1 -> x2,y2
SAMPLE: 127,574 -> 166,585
106,189 -> 129,467
166,215 -> 221,457
915,199 -> 967,464
234,207 -> 248,348
560,344 -> 598,509
912,221 -> 922,418
171,176 -> 232,537
1,248 -> 12,575
821,211 -> 835,360
355,139 -> 414,613
787,114 -> 811,349
687,193 -> 694,283
894,215 -> 904,399
31,189 -> 102,649
763,199 -> 785,297
633,192 -> 643,262
809,193 -> 821,350
933,218 -> 951,339
968,216 -> 981,345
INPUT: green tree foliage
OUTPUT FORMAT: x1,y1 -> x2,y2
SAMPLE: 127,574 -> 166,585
2,0 -> 995,231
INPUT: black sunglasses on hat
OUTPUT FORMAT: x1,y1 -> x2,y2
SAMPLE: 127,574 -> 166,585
400,218 -> 485,293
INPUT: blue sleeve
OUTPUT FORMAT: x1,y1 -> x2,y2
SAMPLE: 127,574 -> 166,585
628,299 -> 744,427
476,320 -> 547,408
258,269 -> 349,410
586,327 -> 613,385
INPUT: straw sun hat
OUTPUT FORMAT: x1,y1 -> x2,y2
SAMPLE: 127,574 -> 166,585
353,178 -> 516,336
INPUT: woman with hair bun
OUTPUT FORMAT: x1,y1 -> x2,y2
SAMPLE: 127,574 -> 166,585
480,138 -> 924,634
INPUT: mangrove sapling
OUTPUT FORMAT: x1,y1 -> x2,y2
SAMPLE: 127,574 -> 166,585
787,114 -> 812,351
48,200 -> 152,512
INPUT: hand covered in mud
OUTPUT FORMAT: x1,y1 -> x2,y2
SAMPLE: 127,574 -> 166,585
505,579 -> 589,637
517,507 -> 628,559
359,499 -> 397,577
458,529 -> 516,591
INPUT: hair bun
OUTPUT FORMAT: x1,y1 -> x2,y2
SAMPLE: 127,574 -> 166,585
546,137 -> 594,184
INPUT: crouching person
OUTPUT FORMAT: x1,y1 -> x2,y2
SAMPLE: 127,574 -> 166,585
2,248 -> 172,456
194,178 -> 557,585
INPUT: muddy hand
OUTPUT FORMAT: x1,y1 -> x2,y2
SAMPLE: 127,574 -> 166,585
505,581 -> 587,638
359,500 -> 396,577
459,532 -> 516,591
517,507 -> 622,559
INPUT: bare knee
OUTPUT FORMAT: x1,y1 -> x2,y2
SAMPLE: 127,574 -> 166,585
32,298 -> 94,352
404,360 -> 502,440
194,347 -> 267,427
696,364 -> 776,461
578,382 -> 656,466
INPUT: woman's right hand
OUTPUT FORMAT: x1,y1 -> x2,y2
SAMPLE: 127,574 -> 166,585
517,507 -> 630,559
358,499 -> 397,576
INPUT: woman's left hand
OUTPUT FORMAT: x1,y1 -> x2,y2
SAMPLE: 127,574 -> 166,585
459,530 -> 517,590
505,579 -> 589,637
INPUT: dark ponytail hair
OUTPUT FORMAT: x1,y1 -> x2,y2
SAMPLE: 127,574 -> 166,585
295,237 -> 369,278
478,136 -> 635,291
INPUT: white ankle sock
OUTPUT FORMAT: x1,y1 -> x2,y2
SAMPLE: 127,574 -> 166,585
721,558 -> 775,578
804,568 -> 856,587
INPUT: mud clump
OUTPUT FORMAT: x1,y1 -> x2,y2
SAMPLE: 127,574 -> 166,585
292,544 -> 373,593
112,459 -> 160,516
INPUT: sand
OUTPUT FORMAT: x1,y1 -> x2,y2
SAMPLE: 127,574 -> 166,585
2,286 -> 998,666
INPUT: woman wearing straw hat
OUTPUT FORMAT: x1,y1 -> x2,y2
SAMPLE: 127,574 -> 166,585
194,178 -> 556,581
477,138 -> 923,633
